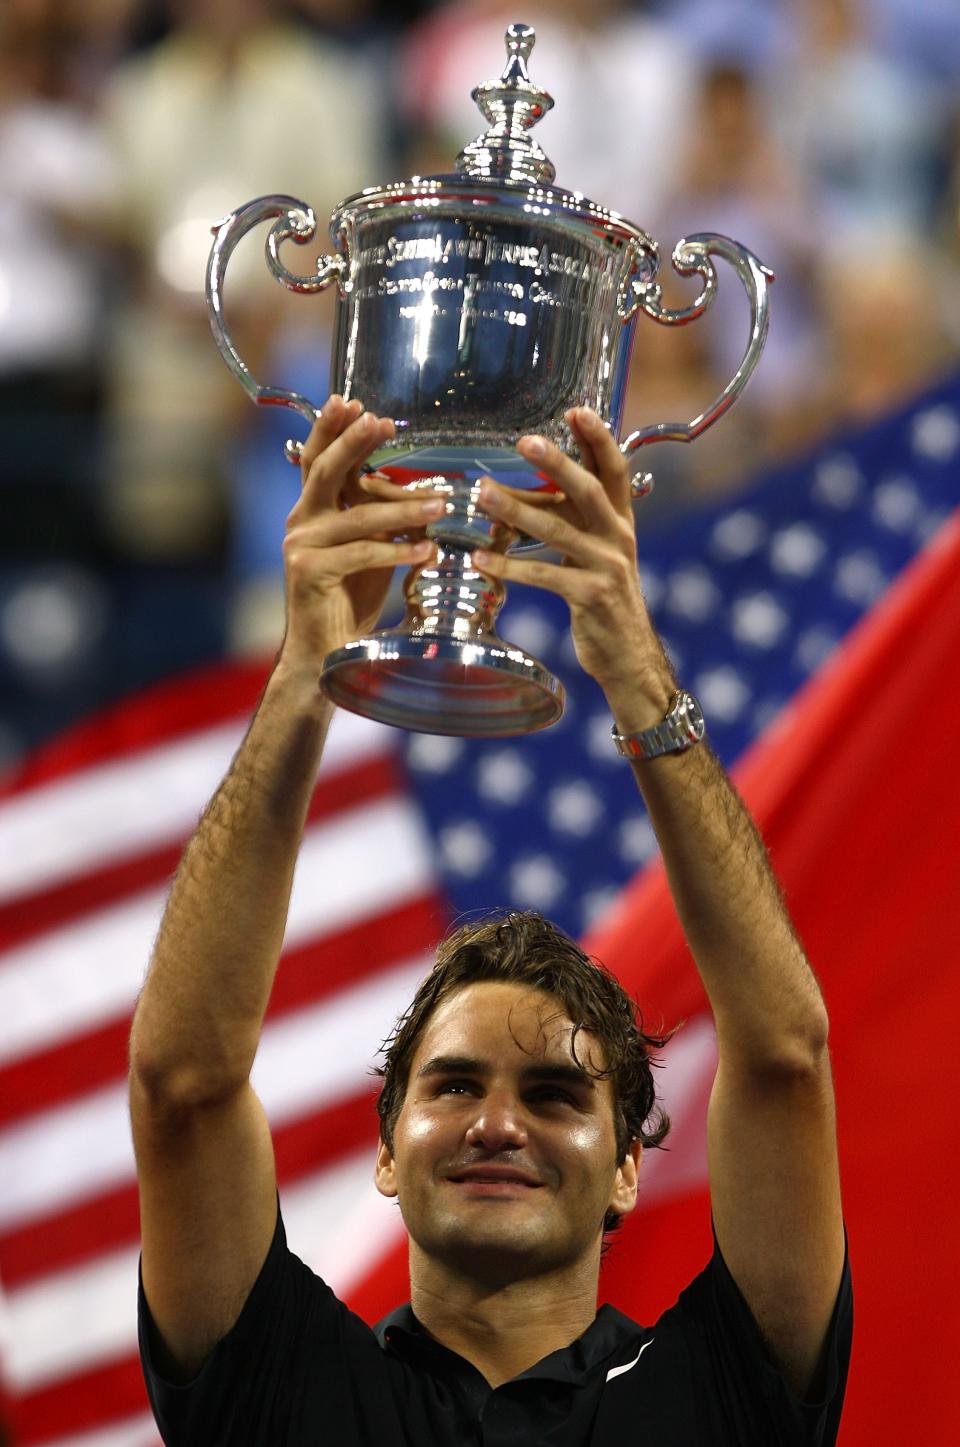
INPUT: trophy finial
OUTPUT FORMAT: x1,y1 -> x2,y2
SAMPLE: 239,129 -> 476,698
504,22 -> 535,78
456,21 -> 555,184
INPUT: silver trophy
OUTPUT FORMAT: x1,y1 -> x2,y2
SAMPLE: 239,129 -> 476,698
207,22 -> 772,736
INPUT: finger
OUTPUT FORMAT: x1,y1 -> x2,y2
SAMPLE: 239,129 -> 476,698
288,495 -> 446,549
567,407 -> 632,511
506,485 -> 584,534
477,477 -> 618,568
468,547 -> 596,604
358,472 -> 442,502
301,412 -> 396,514
290,536 -> 435,582
344,462 -> 431,512
298,395 -> 359,481
356,470 -> 595,539
564,406 -> 601,478
514,433 -> 624,532
356,472 -> 404,500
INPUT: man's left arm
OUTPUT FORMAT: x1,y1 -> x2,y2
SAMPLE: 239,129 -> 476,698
473,408 -> 845,1405
612,731 -> 844,1405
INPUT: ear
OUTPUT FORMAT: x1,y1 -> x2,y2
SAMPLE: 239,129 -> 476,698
609,1139 -> 643,1221
375,1137 -> 398,1199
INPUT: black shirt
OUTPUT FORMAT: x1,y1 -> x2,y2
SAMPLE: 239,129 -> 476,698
138,1202 -> 852,1446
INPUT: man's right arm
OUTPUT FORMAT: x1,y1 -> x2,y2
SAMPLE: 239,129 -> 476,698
129,664 -> 333,1382
128,398 -> 441,1381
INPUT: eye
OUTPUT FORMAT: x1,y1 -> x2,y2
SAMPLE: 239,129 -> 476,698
530,1087 -> 576,1105
433,1081 -> 577,1105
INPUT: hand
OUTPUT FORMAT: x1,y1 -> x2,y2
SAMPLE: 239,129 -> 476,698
277,396 -> 443,680
471,408 -> 675,720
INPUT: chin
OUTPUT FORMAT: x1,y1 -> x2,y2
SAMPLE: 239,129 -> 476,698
427,1214 -> 574,1278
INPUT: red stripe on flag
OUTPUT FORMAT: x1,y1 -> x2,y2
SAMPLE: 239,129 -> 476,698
0,751 -> 403,955
1,1089 -> 383,1289
0,890 -> 445,1129
9,1352 -> 152,1446
0,839 -> 185,954
0,661 -> 272,799
0,1014 -> 129,1130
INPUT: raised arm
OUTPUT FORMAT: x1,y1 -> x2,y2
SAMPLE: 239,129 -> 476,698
129,397 -> 440,1380
473,408 -> 846,1403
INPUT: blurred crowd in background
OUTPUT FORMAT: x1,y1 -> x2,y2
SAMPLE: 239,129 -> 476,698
2,0 -> 960,768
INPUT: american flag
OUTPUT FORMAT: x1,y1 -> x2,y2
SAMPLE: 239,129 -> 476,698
1,375 -> 958,1446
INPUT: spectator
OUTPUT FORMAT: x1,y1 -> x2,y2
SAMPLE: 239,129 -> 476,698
0,1 -> 118,760
0,2 -> 116,396
95,0 -> 386,567
396,0 -> 697,226
778,0 -> 948,240
645,58 -> 820,507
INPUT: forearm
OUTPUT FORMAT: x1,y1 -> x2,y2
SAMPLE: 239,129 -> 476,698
470,411 -> 829,1069
129,661 -> 334,1102
607,680 -> 829,1071
127,400 -> 420,1103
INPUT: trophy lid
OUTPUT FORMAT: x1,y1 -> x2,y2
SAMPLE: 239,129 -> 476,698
455,22 -> 556,186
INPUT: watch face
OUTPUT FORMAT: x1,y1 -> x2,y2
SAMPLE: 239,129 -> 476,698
681,693 -> 705,742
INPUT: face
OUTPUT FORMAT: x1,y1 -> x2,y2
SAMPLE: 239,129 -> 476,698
375,981 -> 642,1283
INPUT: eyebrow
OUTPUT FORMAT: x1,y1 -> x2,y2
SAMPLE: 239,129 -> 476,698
415,1055 -> 597,1091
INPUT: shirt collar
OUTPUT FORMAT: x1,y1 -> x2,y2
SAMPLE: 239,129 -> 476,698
374,1302 -> 645,1387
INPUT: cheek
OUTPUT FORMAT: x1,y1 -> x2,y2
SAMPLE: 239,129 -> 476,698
566,1115 -> 612,1151
564,1117 -> 621,1179
396,1103 -> 456,1155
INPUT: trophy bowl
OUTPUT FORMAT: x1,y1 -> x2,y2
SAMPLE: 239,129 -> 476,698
207,22 -> 773,736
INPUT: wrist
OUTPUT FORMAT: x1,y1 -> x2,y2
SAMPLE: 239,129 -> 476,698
601,666 -> 677,735
266,651 -> 337,723
239,663 -> 334,814
611,689 -> 706,761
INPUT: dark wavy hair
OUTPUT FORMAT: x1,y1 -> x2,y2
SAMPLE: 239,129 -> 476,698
374,909 -> 683,1236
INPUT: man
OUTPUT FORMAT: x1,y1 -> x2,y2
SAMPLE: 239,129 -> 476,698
130,397 -> 852,1443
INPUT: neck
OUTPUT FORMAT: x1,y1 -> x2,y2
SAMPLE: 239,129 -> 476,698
407,1241 -> 601,1388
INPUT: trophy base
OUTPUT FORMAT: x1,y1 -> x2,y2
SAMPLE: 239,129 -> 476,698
319,630 -> 564,736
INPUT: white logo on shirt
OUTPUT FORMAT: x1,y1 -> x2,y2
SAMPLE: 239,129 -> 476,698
605,1338 -> 654,1383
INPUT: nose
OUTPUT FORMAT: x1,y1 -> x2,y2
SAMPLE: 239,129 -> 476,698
463,1089 -> 529,1151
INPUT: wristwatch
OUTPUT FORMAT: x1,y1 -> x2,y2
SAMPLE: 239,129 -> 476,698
611,690 -> 706,760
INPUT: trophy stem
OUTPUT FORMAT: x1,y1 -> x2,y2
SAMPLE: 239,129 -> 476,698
403,541 -> 505,638
318,480 -> 564,737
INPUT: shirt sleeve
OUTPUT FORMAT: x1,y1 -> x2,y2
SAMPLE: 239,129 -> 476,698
672,1216 -> 853,1447
137,1197 -> 392,1446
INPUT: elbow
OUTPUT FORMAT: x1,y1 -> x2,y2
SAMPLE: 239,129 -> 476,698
800,1008 -> 830,1062
719,1015 -> 831,1081
127,997 -> 258,1107
128,1035 -> 251,1111
765,1020 -> 831,1079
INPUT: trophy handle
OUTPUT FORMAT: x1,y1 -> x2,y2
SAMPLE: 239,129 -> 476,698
618,233 -> 774,498
206,194 -> 348,463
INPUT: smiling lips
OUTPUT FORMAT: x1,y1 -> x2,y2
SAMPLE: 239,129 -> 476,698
446,1167 -> 544,1190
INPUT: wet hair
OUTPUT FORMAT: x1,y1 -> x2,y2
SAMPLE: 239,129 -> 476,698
374,909 -> 683,1235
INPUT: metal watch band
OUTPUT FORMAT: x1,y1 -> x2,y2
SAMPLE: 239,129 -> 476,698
611,691 -> 706,760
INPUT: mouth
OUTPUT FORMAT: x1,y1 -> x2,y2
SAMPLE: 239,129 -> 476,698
449,1180 -> 541,1196
446,1172 -> 545,1196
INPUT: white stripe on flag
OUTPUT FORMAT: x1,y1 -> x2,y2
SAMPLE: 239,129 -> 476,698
6,1146 -> 405,1391
0,721 -> 242,904
632,1016 -> 716,1205
0,708 -> 393,903
0,954 -> 431,1232
0,794 -> 434,1067
248,954 -> 431,1119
